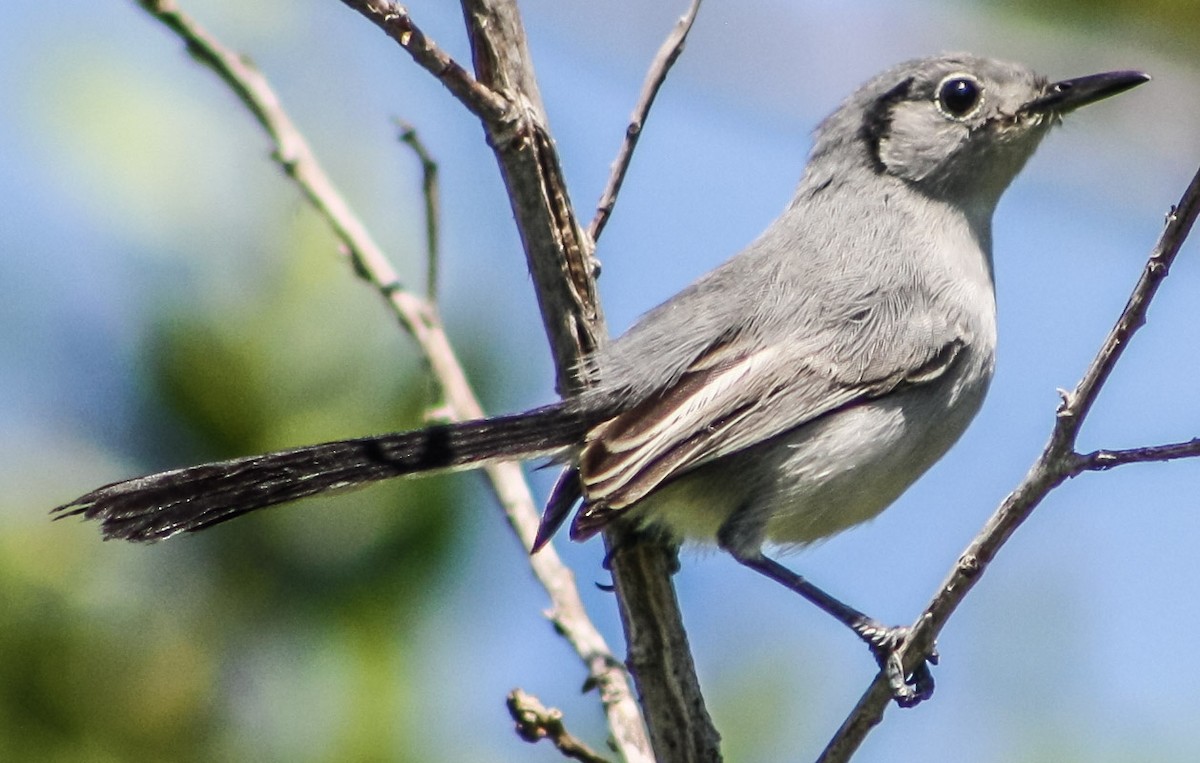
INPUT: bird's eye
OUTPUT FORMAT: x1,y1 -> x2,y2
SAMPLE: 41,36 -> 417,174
936,75 -> 982,119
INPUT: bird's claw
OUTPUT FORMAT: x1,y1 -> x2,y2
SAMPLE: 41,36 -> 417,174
859,623 -> 937,708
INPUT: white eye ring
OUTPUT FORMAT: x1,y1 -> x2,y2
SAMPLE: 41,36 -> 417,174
934,72 -> 985,121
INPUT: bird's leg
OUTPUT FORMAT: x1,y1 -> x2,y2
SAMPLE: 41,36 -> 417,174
731,551 -> 936,708
600,524 -> 682,575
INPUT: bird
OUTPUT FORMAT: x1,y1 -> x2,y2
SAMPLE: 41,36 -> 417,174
54,54 -> 1148,706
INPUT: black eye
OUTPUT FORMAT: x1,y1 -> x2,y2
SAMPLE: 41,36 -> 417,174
937,76 -> 981,118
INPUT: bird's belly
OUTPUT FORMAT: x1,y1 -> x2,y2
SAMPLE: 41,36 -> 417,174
762,364 -> 990,545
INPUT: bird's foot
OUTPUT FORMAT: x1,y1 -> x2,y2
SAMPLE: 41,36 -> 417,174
856,622 -> 938,708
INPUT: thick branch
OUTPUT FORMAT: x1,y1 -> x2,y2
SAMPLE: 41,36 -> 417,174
820,163 -> 1200,762
456,3 -> 722,760
458,0 -> 604,387
332,0 -> 688,758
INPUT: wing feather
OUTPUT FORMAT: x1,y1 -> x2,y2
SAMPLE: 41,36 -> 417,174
569,326 -> 965,540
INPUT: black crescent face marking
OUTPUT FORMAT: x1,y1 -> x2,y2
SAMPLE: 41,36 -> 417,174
861,76 -> 915,173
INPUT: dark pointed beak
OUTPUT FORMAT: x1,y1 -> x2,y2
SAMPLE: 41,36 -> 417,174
1023,70 -> 1150,114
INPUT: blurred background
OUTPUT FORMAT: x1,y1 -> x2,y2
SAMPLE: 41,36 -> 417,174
2,1 -> 1198,760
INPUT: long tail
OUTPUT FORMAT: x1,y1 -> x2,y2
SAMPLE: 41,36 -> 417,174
53,403 -> 589,543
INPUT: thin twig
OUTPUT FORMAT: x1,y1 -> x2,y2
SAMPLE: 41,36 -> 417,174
395,119 -> 441,303
820,163 -> 1200,762
1054,197 -> 1200,451
393,118 -> 451,419
1074,438 -> 1200,471
132,3 -> 641,759
338,0 -> 509,123
507,689 -> 614,763
589,0 -> 703,242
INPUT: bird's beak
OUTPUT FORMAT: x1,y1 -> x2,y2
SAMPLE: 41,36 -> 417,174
1022,70 -> 1150,115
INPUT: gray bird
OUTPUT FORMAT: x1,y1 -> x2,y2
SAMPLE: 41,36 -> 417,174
55,54 -> 1148,705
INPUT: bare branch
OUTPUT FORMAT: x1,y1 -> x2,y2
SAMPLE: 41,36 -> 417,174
605,530 -> 722,761
337,0 -> 509,122
333,0 -> 662,756
820,163 -> 1200,762
457,0 -> 606,386
458,2 -> 724,757
132,2 -> 645,759
1075,438 -> 1200,471
1054,186 -> 1200,449
395,119 -> 442,302
458,2 -> 714,760
590,0 -> 703,242
507,689 -> 614,763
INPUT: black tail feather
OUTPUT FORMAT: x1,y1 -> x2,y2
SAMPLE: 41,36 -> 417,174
53,403 -> 589,542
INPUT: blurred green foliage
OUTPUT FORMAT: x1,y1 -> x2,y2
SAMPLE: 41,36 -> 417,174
1,0 -> 528,757
2,197 -> 478,760
4,271 -> 472,758
985,0 -> 1200,55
